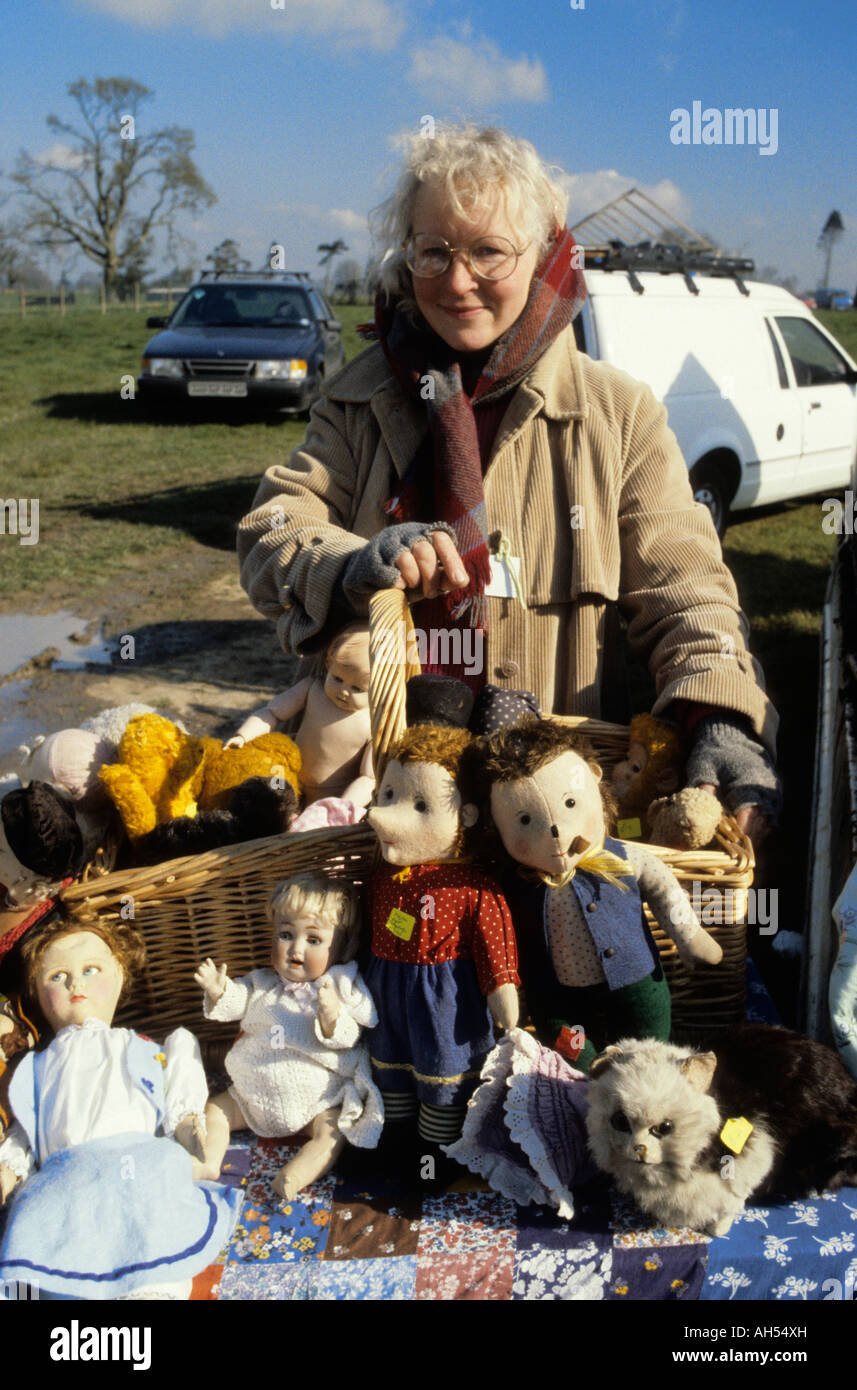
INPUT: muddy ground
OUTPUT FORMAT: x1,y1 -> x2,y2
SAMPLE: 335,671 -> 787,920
0,547 -> 301,781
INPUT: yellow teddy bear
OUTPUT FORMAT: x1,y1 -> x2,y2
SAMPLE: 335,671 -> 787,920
98,715 -> 301,840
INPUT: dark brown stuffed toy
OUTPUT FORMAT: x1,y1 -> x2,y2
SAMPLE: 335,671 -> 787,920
0,993 -> 38,1141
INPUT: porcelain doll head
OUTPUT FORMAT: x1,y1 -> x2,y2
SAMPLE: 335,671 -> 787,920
19,919 -> 146,1033
323,625 -> 370,713
368,724 -> 479,867
267,872 -> 360,982
481,720 -> 617,877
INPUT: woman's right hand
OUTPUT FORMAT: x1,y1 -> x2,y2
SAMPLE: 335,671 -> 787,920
342,522 -> 468,610
392,529 -> 468,598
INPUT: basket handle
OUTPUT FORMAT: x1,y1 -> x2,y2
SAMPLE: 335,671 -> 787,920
368,589 -> 421,763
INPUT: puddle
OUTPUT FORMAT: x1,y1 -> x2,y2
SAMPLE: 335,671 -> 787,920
0,679 -> 44,765
0,611 -> 112,678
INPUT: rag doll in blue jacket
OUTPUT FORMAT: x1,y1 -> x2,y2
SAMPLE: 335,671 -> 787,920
479,719 -> 723,1073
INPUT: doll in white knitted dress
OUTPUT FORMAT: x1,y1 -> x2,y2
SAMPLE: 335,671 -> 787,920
194,873 -> 382,1200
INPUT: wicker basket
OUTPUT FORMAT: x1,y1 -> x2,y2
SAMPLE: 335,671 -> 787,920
59,590 -> 753,1043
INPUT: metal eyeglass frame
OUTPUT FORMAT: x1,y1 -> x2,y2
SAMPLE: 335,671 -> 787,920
403,233 -> 530,282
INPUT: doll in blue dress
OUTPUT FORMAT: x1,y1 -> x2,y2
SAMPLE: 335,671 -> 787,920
0,918 -> 241,1300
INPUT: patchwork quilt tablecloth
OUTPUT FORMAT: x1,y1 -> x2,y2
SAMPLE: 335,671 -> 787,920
186,1133 -> 857,1302
5,961 -> 855,1301
185,960 -> 856,1301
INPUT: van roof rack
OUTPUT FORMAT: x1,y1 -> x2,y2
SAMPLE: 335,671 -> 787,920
197,269 -> 313,283
583,242 -> 756,296
570,187 -> 754,295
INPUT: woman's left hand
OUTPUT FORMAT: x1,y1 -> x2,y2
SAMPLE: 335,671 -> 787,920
685,713 -> 782,852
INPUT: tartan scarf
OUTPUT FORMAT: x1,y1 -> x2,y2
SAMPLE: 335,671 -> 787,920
360,227 -> 587,627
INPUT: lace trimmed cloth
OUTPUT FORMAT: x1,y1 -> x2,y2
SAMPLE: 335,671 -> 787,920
444,1028 -> 597,1218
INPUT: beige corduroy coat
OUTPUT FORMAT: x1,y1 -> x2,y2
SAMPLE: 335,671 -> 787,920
237,329 -> 777,752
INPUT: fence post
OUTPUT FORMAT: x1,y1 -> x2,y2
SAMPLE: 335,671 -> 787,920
60,285 -> 66,318
100,283 -> 106,315
133,281 -> 140,312
20,291 -> 25,320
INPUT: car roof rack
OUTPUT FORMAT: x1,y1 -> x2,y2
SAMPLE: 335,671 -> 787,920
583,242 -> 756,296
197,269 -> 314,283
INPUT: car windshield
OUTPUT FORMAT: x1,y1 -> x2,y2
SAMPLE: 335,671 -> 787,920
170,286 -> 313,328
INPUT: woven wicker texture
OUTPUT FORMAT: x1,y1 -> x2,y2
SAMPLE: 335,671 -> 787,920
60,589 -> 753,1041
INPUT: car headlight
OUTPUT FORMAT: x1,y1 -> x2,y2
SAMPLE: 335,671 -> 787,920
255,359 -> 308,381
141,357 -> 184,379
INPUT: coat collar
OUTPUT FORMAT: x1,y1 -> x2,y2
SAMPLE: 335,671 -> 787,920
324,329 -> 589,476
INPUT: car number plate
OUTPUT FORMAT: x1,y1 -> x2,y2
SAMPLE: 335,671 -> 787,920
187,382 -> 248,398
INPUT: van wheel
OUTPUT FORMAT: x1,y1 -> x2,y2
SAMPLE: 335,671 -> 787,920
691,464 -> 731,538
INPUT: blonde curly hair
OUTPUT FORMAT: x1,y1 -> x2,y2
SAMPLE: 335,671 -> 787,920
371,123 -> 569,308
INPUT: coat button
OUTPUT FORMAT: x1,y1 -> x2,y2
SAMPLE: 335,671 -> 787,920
282,584 -> 293,610
603,947 -> 615,958
495,661 -> 520,679
586,902 -> 597,913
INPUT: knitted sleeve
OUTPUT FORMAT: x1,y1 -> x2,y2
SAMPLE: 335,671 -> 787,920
468,884 -> 520,995
203,974 -> 252,1023
312,965 -> 377,1050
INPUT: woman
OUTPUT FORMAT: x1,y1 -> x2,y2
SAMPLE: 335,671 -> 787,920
238,124 -> 779,840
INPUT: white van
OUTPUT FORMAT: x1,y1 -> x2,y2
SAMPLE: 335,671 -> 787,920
575,264 -> 857,534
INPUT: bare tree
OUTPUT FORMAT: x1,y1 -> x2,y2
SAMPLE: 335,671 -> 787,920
317,239 -> 348,294
9,77 -> 215,299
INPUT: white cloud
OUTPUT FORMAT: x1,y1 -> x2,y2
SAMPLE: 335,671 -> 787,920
33,142 -> 87,170
264,200 -> 367,234
79,0 -> 404,51
408,35 -> 549,105
329,208 -> 369,233
558,171 -> 693,236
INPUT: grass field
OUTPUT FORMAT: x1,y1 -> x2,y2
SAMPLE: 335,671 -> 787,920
1,299 -> 855,1016
0,303 -> 371,606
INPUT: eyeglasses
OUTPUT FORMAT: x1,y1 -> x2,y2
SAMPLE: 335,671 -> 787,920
403,233 -> 528,282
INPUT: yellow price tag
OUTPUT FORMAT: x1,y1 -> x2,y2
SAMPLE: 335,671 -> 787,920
720,1116 -> 753,1154
386,908 -> 416,942
617,817 -> 642,839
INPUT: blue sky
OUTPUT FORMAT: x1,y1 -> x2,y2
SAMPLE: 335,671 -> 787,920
3,0 -> 856,290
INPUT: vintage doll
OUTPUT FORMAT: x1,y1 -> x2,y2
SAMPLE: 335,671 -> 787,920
480,719 -> 722,1073
226,623 -> 374,811
586,1025 -> 857,1236
364,684 -> 520,1158
194,872 -> 382,1200
0,919 -> 241,1300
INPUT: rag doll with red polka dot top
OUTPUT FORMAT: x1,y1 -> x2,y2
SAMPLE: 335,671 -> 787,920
362,678 -> 520,1166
